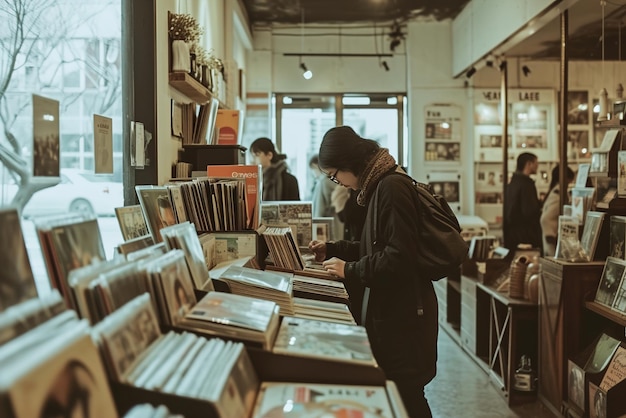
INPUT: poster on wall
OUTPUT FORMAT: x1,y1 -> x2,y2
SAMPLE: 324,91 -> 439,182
424,104 -> 462,162
473,89 -> 557,163
32,94 -> 60,177
426,171 -> 461,213
94,114 -> 113,174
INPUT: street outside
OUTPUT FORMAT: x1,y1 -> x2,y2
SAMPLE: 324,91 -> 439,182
22,216 -> 124,297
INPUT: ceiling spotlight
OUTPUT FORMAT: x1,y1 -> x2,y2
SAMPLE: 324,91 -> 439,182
522,65 -> 531,77
381,61 -> 390,71
390,38 -> 401,52
465,67 -> 476,78
388,21 -> 405,52
300,62 -> 313,80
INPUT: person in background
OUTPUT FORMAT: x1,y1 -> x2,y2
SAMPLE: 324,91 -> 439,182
308,126 -> 438,418
309,154 -> 343,239
503,152 -> 542,252
250,137 -> 300,201
540,164 -> 575,257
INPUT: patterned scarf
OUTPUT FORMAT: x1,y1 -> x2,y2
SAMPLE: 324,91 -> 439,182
356,148 -> 397,206
263,160 -> 287,201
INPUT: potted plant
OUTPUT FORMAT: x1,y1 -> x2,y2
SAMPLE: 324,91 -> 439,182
168,12 -> 203,73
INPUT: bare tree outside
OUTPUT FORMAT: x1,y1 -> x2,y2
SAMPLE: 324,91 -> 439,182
0,0 -> 122,214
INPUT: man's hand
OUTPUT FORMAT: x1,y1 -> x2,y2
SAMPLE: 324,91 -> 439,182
322,257 -> 346,279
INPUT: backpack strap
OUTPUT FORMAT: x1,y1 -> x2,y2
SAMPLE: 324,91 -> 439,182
369,176 -> 425,317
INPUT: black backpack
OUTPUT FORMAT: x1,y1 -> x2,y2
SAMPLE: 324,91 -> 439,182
372,172 -> 468,281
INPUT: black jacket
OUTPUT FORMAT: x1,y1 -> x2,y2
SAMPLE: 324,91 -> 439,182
503,172 -> 542,251
326,171 -> 438,386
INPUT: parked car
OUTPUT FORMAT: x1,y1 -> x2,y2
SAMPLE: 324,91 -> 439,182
11,169 -> 124,218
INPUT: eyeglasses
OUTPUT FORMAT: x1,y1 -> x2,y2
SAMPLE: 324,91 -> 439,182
327,169 -> 340,184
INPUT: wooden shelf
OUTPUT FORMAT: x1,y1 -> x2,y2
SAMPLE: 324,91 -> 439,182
584,300 -> 626,327
169,72 -> 212,104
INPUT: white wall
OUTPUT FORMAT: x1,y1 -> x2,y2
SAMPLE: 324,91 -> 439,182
154,0 -> 249,185
451,0 -> 578,77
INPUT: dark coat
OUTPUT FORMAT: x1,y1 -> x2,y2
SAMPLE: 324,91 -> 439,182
262,162 -> 300,201
281,171 -> 300,201
503,172 -> 542,251
326,171 -> 438,386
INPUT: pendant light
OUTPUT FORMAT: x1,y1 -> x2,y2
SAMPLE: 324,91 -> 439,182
299,6 -> 312,80
598,0 -> 610,121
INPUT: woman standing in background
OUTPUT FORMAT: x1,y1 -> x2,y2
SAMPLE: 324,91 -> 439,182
540,164 -> 575,257
250,137 -> 300,201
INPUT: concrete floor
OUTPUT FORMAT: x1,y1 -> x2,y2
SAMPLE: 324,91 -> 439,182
425,328 -> 558,418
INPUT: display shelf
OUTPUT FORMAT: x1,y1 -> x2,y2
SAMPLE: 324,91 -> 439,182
169,72 -> 213,103
584,301 -> 626,327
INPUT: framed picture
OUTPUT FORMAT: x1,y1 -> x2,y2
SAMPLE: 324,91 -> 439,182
171,100 -> 184,139
115,205 -> 149,241
618,151 -> 626,197
312,217 -> 333,242
610,215 -> 626,260
579,211 -> 605,262
566,90 -> 590,126
594,257 -> 626,307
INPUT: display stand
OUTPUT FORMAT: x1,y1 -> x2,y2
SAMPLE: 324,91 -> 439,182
476,282 -> 538,406
112,383 -> 222,418
246,348 -> 387,386
180,144 -> 247,171
538,258 -> 605,416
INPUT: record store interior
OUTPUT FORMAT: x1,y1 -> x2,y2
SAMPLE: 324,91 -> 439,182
4,0 -> 626,417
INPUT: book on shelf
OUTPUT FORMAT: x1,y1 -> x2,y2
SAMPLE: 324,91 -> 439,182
214,109 -> 240,145
251,382 -> 396,418
115,205 -> 149,241
217,265 -> 295,316
207,164 -> 262,229
594,257 -> 626,308
0,207 -> 38,312
272,316 -> 377,366
178,291 -> 281,350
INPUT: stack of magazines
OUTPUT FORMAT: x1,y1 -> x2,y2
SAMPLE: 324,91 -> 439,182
216,265 -> 294,316
178,291 -> 281,350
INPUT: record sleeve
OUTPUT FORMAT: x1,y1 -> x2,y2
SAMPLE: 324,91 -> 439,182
273,316 -> 377,366
251,382 -> 394,418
